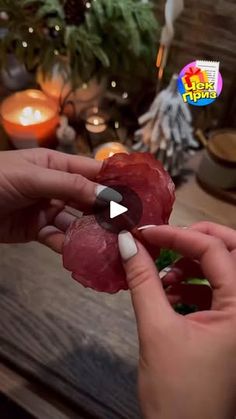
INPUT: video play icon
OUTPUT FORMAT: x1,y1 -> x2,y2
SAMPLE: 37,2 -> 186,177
110,201 -> 128,219
94,184 -> 143,234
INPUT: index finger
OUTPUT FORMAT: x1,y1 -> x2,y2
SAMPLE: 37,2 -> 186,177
190,222 -> 236,252
140,226 -> 236,302
21,149 -> 102,180
48,151 -> 103,180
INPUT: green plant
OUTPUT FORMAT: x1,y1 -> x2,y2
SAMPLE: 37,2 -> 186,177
156,249 -> 209,315
156,248 -> 179,271
0,0 -> 158,85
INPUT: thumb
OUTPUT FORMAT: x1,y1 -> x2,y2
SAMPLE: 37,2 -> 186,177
118,231 -> 174,339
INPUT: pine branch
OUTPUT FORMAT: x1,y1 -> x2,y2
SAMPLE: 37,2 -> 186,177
0,0 -> 158,84
92,0 -> 106,27
22,0 -> 64,19
105,0 -> 114,19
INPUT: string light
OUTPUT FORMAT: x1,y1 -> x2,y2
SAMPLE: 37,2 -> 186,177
54,49 -> 59,56
22,41 -> 28,48
111,80 -> 117,88
0,11 -> 8,21
114,121 -> 120,129
86,2 -> 91,8
28,27 -> 34,33
122,92 -> 128,99
55,25 -> 60,31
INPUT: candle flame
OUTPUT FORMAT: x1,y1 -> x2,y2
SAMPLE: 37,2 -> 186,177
19,106 -> 43,126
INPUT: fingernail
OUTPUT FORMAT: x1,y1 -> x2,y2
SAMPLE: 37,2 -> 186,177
163,266 -> 172,273
138,225 -> 157,231
159,266 -> 172,279
118,230 -> 138,261
96,185 -> 123,203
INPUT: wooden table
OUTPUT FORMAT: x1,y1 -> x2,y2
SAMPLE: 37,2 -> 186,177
0,154 -> 235,419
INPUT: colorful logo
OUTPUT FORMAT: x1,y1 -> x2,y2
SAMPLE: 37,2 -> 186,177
178,60 -> 223,106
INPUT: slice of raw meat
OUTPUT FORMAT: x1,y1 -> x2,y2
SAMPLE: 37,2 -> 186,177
63,215 -> 127,293
96,153 -> 175,226
63,153 -> 175,293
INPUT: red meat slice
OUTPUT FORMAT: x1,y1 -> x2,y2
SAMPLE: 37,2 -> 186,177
63,153 -> 175,293
63,215 -> 127,293
96,153 -> 175,226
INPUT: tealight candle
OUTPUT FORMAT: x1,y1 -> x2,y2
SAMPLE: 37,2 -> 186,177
1,89 -> 59,148
85,114 -> 107,134
95,142 -> 129,161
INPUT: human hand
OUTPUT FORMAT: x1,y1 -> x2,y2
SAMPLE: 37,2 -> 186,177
161,222 -> 236,310
0,148 -> 105,251
118,223 -> 236,419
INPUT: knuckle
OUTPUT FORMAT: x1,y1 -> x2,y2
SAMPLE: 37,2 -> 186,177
38,147 -> 48,155
71,173 -> 87,194
127,263 -> 150,288
33,148 -> 51,167
193,221 -> 211,230
210,237 -> 223,248
192,221 -> 216,233
37,148 -> 49,159
206,236 -> 224,253
231,249 -> 236,259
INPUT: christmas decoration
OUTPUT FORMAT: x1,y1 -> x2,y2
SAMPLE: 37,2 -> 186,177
134,74 -> 198,177
1,54 -> 32,90
156,0 -> 184,85
0,10 -> 8,41
0,0 -> 158,87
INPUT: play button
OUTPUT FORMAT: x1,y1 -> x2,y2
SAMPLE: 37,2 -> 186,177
110,201 -> 128,219
94,184 -> 143,234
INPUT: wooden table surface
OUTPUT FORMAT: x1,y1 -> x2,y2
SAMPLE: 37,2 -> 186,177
0,154 -> 235,419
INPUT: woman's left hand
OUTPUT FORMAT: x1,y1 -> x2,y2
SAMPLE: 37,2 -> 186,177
0,148 -> 102,252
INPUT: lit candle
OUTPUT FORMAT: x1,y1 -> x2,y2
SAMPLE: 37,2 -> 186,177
85,114 -> 107,134
95,142 -> 129,161
1,89 -> 59,148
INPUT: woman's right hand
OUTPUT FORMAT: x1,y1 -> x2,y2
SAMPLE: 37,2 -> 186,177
161,222 -> 236,309
118,222 -> 236,419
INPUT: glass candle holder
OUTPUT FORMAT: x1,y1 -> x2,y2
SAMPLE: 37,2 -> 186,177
1,89 -> 59,148
95,142 -> 129,161
83,106 -> 109,145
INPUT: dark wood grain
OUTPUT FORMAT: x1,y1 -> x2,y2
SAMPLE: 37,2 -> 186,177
0,363 -> 86,419
0,242 -> 140,419
0,391 -> 34,419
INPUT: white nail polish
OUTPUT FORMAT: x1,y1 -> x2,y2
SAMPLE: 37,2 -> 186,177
163,266 -> 172,273
159,270 -> 167,280
96,185 -> 123,203
159,266 -> 172,279
118,230 -> 138,261
138,225 -> 157,231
